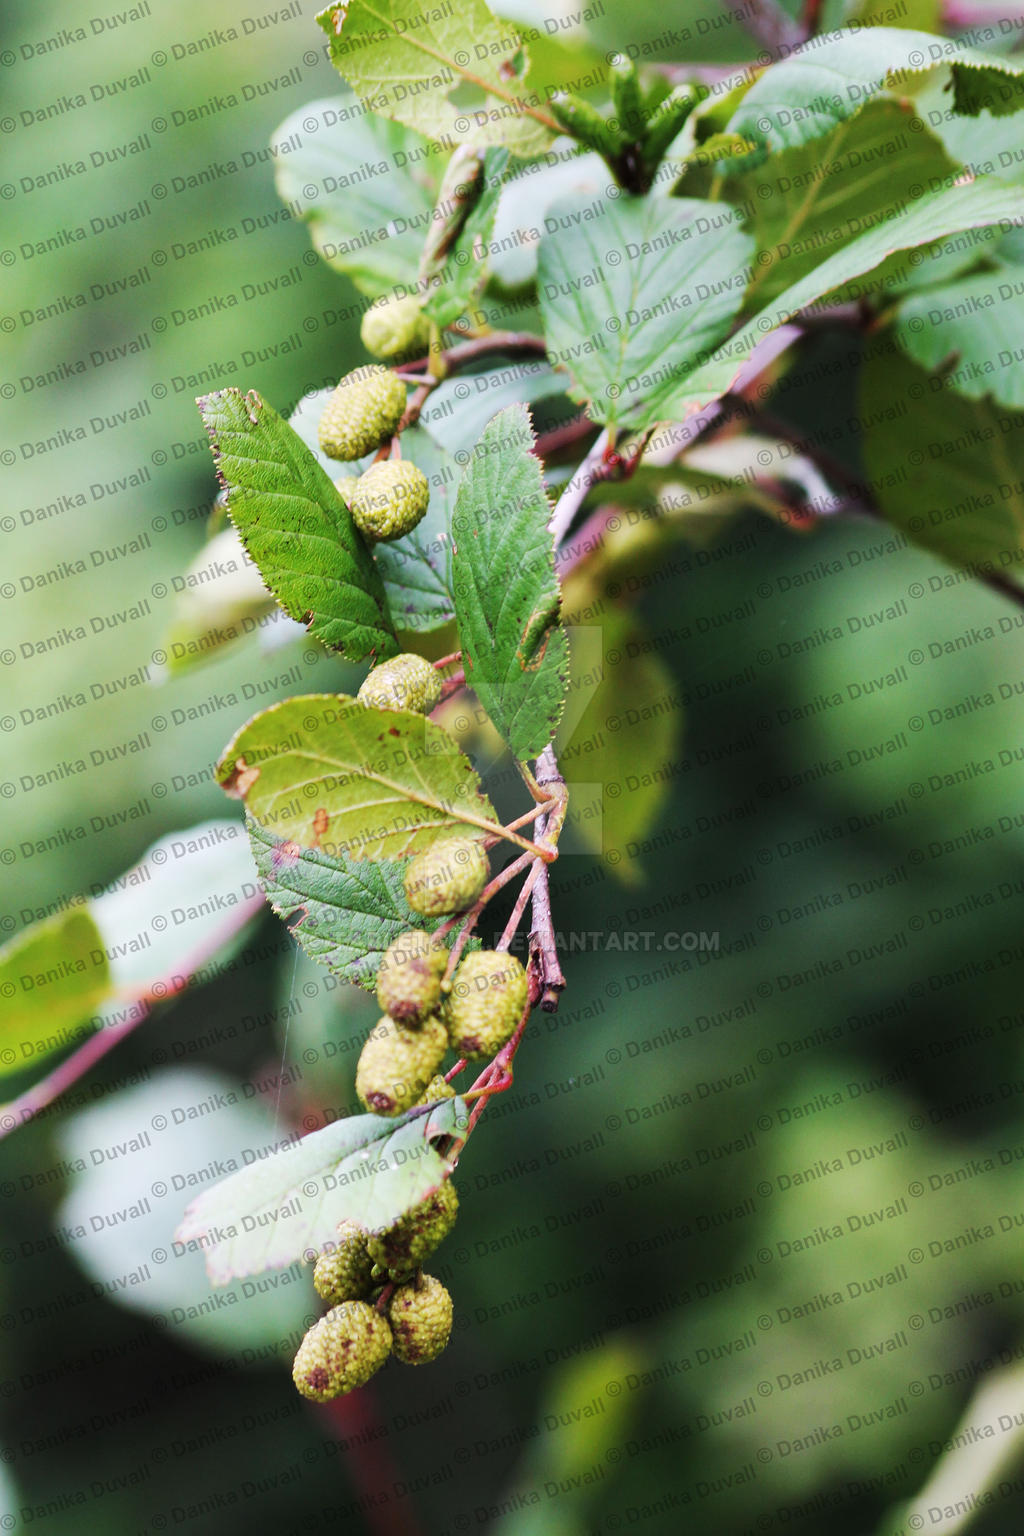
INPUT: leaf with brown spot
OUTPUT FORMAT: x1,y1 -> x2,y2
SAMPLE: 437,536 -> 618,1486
218,694 -> 532,860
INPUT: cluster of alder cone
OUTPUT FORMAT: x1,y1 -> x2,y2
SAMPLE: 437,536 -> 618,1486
292,303 -> 532,1397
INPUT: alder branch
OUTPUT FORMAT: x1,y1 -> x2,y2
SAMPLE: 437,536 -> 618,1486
0,891 -> 266,1139
734,400 -> 1024,611
529,744 -> 567,1010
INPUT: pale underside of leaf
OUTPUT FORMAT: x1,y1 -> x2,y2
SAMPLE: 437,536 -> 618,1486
176,1099 -> 467,1284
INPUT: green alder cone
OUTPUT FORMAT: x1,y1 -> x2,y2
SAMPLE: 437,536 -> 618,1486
375,928 -> 447,1027
318,365 -> 407,461
355,1013 -> 447,1115
387,1274 -> 453,1364
349,459 -> 430,542
361,292 -> 431,361
358,653 -> 442,714
415,1073 -> 455,1106
292,1300 -> 392,1401
404,836 -> 489,917
367,1179 -> 459,1276
312,1219 -> 375,1305
443,950 -> 528,1060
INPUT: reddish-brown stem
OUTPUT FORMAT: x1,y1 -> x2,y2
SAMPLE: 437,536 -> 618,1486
463,997 -> 533,1133
394,330 -> 547,380
0,891 -> 266,1138
435,850 -> 536,977
432,650 -> 462,671
398,382 -> 432,432
374,1282 -> 396,1313
529,746 -> 567,1010
533,414 -> 597,460
497,860 -> 543,952
502,799 -> 557,837
437,669 -> 465,702
322,1390 -> 426,1536
439,331 -> 548,370
800,0 -> 824,37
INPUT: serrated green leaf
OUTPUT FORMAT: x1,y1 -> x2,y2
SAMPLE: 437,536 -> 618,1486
727,27 -> 1024,164
176,1097 -> 468,1284
316,0 -> 551,157
248,819 -> 444,988
197,388 -> 398,663
894,271 -> 1024,410
272,97 -> 442,296
666,176 -> 1024,419
217,693 -> 509,856
736,100 -> 958,310
0,909 -> 110,1076
954,59 -> 1024,119
861,341 -> 1024,572
452,404 -> 569,760
536,191 -> 755,431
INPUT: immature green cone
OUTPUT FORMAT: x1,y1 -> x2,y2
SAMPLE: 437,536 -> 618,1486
350,460 -> 430,542
415,1074 -> 455,1106
318,365 -> 406,461
642,84 -> 700,166
355,1013 -> 447,1116
312,1219 -> 374,1306
387,1274 -> 453,1364
376,929 -> 446,1027
404,836 -> 489,917
358,653 -> 442,715
361,292 -> 431,361
444,950 -> 528,1060
368,1179 -> 458,1275
609,52 -> 646,140
549,91 -> 622,159
292,1300 -> 392,1401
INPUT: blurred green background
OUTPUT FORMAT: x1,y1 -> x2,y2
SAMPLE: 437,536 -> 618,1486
4,1 -> 1024,1533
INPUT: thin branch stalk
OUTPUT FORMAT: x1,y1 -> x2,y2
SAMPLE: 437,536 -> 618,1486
0,891 -> 266,1138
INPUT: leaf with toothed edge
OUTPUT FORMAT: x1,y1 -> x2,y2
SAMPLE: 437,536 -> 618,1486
451,403 -> 569,761
175,1097 -> 468,1284
217,694 -> 506,859
248,818 -> 446,988
197,388 -> 398,661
